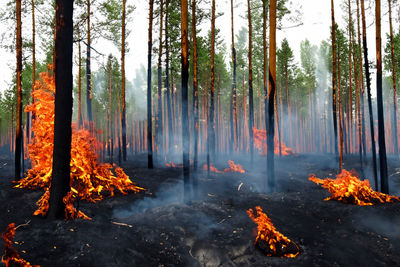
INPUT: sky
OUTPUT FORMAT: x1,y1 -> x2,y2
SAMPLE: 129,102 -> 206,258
0,0 -> 393,95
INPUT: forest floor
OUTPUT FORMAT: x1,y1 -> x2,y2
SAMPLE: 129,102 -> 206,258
0,151 -> 400,267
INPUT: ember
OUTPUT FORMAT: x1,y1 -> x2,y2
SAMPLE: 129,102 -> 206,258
309,169 -> 400,206
203,160 -> 245,174
253,128 -> 295,156
2,223 -> 39,267
14,72 -> 145,219
247,206 -> 300,258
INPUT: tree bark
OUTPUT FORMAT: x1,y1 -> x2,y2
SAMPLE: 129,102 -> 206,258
192,0 -> 199,183
147,0 -> 154,168
157,0 -> 164,157
78,28 -> 83,127
86,0 -> 92,122
331,0 -> 338,160
376,0 -> 389,193
267,0 -> 277,191
15,0 -> 22,181
121,0 -> 127,161
388,0 -> 398,156
165,0 -> 173,154
247,0 -> 254,164
48,0 -> 74,220
361,0 -> 378,189
230,0 -> 237,153
181,0 -> 190,203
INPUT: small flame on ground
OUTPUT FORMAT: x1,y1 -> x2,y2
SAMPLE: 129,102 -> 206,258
14,72 -> 145,219
247,206 -> 300,258
253,128 -> 295,156
309,169 -> 400,205
203,160 -> 245,174
165,161 -> 183,168
1,223 -> 39,267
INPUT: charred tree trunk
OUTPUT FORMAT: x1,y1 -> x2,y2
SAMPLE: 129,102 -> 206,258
267,0 -> 277,191
108,55 -> 113,164
361,0 -> 378,189
157,0 -> 164,158
78,28 -> 83,127
48,0 -> 74,220
247,0 -> 254,165
181,0 -> 190,203
230,0 -> 237,153
15,0 -> 22,180
388,0 -> 398,157
331,0 -> 338,160
86,0 -> 92,122
376,0 -> 389,193
147,0 -> 154,169
121,0 -> 127,161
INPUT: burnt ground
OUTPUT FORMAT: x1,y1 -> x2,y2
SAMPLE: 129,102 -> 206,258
0,151 -> 400,267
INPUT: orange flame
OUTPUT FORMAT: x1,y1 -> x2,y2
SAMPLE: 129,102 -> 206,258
309,169 -> 400,205
247,206 -> 300,258
1,223 -> 39,267
203,160 -> 245,174
14,72 -> 145,219
165,161 -> 183,168
252,128 -> 295,156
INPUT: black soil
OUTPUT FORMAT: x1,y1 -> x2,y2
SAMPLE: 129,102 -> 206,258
1,152 -> 399,266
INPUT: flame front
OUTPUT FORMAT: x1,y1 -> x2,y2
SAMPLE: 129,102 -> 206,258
15,72 -> 145,219
1,223 -> 39,267
203,160 -> 245,174
309,169 -> 400,205
247,206 -> 300,258
253,128 -> 295,156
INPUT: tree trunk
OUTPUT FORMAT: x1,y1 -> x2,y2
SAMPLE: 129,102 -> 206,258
15,0 -> 22,181
388,0 -> 398,157
230,0 -> 237,153
78,28 -> 83,127
157,0 -> 164,158
121,0 -> 127,161
165,0 -> 173,154
86,0 -> 92,122
337,50 -> 344,169
147,0 -> 154,169
108,56 -> 113,164
361,0 -> 378,189
267,0 -> 277,191
331,0 -> 338,160
48,0 -> 74,220
192,0 -> 199,186
247,0 -> 254,164
181,0 -> 190,203
376,0 -> 389,193
207,0 -> 216,171
348,0 -> 353,155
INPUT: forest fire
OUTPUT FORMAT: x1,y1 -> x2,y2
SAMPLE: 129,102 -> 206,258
252,128 -> 295,156
2,223 -> 38,267
14,72 -> 145,219
203,160 -> 245,174
309,169 -> 400,206
247,206 -> 300,258
165,161 -> 183,168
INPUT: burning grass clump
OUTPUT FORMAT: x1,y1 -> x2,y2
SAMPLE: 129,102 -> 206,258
309,169 -> 400,206
252,128 -> 295,156
247,206 -> 300,258
2,223 -> 39,267
203,160 -> 245,174
14,71 -> 145,219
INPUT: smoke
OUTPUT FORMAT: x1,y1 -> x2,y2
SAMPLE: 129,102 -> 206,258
113,181 -> 183,218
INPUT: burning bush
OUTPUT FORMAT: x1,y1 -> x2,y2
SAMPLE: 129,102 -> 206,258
309,169 -> 400,205
1,223 -> 39,267
14,72 -> 145,219
247,206 -> 300,258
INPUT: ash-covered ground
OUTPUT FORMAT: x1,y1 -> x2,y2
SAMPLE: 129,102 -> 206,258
0,151 -> 400,266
